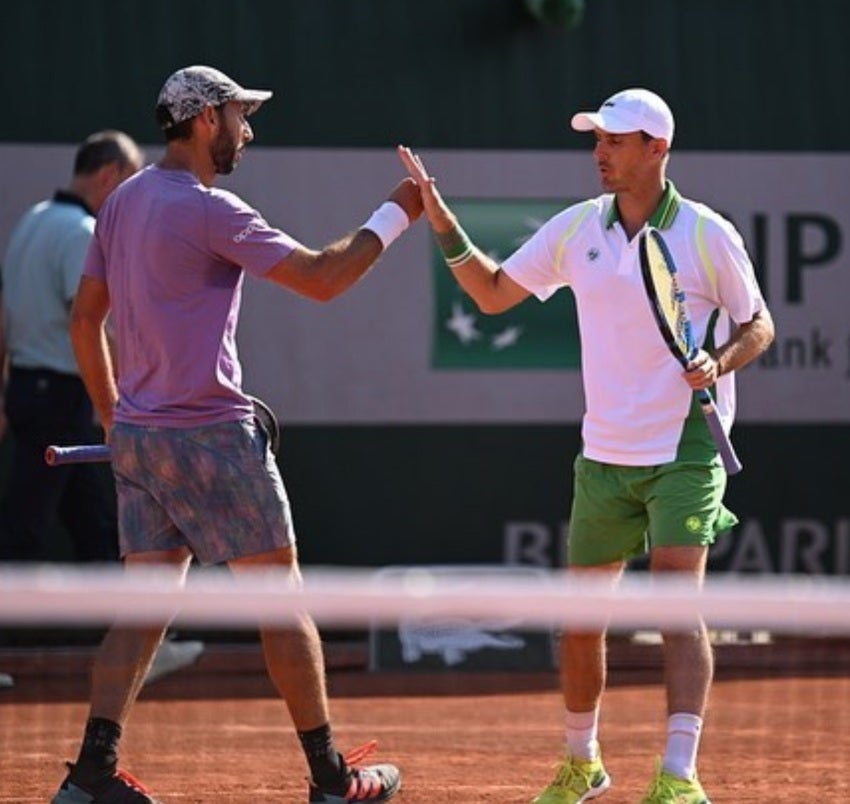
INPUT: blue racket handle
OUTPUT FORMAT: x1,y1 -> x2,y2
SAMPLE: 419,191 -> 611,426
45,444 -> 112,466
696,390 -> 743,475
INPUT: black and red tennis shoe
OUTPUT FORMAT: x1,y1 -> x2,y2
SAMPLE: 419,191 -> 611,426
52,763 -> 162,804
52,742 -> 400,802
308,741 -> 401,803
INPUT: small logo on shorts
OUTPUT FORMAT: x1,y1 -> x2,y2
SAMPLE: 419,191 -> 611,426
685,516 -> 702,533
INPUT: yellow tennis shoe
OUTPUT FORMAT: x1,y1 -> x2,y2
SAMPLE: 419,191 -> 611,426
640,759 -> 710,803
532,754 -> 611,803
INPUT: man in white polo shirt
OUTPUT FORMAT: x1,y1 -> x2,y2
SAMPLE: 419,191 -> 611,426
399,88 -> 774,804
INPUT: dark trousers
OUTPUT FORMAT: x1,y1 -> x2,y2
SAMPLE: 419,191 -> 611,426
0,367 -> 119,562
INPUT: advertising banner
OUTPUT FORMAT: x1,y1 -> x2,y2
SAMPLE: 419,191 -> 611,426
2,146 -> 848,426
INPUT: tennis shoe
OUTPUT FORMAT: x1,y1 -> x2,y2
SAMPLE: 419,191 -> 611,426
640,759 -> 710,803
144,637 -> 205,685
308,741 -> 400,802
532,753 -> 611,803
52,763 -> 162,803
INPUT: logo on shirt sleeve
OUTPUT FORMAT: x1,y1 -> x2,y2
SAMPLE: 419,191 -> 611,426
234,221 -> 262,243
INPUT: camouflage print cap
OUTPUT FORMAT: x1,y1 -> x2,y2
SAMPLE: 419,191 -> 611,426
156,65 -> 273,129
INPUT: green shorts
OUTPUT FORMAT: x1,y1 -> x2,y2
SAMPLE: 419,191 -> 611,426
567,454 -> 738,566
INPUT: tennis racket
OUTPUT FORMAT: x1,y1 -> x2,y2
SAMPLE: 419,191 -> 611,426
249,394 -> 281,456
45,396 -> 281,466
638,228 -> 742,475
45,444 -> 111,465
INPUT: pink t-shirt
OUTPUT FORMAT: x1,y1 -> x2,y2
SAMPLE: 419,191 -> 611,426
85,165 -> 299,427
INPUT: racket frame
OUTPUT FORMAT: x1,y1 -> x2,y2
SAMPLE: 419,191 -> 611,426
638,228 -> 743,475
44,444 -> 111,465
45,397 -> 280,466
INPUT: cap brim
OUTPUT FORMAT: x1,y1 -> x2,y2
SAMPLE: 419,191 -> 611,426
570,112 -> 604,132
571,110 -> 643,134
237,89 -> 273,116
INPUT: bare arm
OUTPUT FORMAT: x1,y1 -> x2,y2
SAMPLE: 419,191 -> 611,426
265,177 -> 423,302
397,145 -> 530,314
684,308 -> 776,390
266,229 -> 384,302
714,307 -> 776,375
69,275 -> 118,436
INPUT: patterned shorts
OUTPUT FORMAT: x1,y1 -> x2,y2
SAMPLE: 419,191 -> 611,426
111,419 -> 295,565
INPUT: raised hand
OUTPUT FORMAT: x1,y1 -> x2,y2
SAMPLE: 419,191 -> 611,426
387,176 -> 424,224
397,145 -> 455,233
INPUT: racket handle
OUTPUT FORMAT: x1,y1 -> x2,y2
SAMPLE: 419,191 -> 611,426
45,444 -> 112,466
696,391 -> 743,475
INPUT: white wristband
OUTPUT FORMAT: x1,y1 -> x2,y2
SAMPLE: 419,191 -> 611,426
360,201 -> 409,250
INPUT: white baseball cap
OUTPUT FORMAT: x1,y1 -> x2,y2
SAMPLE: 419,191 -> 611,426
571,88 -> 675,145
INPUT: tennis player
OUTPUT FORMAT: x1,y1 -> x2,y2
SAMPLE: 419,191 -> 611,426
52,65 -> 420,804
399,88 -> 774,803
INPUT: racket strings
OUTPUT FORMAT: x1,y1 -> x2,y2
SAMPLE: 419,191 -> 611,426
649,241 -> 694,359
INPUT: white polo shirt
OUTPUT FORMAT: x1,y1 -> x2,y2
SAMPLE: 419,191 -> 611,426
502,182 -> 766,467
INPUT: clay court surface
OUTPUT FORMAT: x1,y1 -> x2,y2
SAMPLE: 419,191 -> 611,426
2,638 -> 849,803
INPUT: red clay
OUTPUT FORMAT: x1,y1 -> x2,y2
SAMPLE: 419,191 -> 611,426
1,641 -> 848,803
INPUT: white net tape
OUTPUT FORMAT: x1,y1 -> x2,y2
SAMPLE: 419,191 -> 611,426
0,565 -> 846,633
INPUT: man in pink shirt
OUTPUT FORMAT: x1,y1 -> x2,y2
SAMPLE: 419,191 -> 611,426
52,65 -> 421,804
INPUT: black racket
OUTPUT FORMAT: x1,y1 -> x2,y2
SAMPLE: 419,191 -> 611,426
248,394 -> 281,456
46,396 -> 281,466
638,228 -> 742,475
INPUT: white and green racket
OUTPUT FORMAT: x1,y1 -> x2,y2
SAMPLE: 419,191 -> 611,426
639,228 -> 742,475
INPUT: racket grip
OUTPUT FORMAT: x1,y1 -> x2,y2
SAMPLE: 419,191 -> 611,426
697,392 -> 743,475
45,444 -> 112,466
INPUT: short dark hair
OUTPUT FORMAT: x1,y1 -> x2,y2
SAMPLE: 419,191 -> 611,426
73,130 -> 141,175
155,102 -> 227,141
155,104 -> 192,141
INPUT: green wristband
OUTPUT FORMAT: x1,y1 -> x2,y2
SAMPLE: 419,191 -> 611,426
439,228 -> 475,267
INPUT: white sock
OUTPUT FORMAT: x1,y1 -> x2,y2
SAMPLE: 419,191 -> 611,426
663,713 -> 703,780
565,708 -> 600,761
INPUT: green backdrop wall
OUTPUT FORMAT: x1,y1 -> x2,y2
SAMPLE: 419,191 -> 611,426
1,0 -> 846,151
